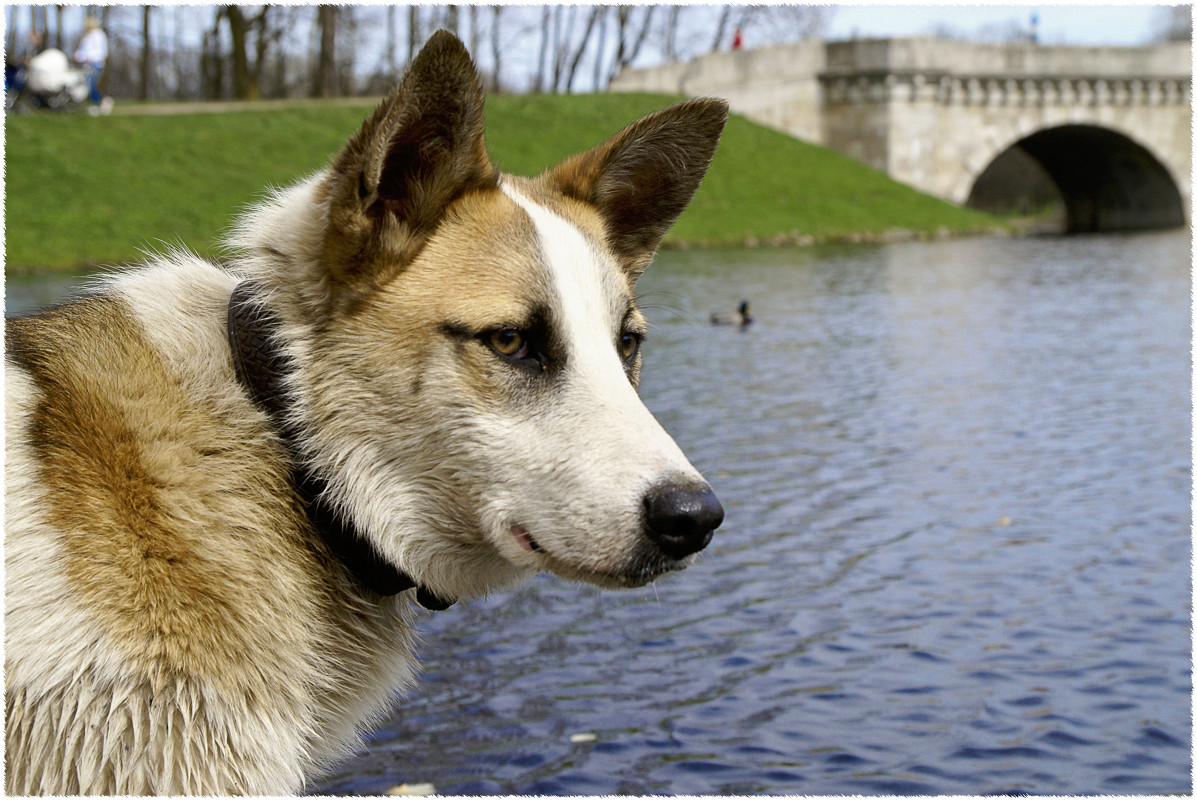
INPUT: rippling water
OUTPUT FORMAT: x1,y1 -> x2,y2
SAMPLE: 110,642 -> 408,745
315,232 -> 1190,795
8,232 -> 1190,794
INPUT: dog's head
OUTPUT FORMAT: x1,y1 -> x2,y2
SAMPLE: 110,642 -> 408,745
244,32 -> 726,599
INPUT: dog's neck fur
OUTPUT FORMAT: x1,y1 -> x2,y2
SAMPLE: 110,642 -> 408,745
226,281 -> 453,610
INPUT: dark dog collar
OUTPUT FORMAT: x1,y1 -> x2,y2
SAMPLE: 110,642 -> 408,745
226,281 -> 453,610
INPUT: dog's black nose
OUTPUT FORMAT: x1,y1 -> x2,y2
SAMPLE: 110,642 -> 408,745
643,483 -> 723,560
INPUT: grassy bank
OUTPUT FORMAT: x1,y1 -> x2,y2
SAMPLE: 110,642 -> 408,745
5,93 -> 1000,273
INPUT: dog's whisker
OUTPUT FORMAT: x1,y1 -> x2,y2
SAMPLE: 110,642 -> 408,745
636,291 -> 713,325
634,290 -> 688,314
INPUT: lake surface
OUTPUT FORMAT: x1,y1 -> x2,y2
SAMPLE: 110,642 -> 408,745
7,232 -> 1192,794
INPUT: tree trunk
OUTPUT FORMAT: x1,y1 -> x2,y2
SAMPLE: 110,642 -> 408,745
565,6 -> 601,94
386,5 -> 397,73
711,5 -> 733,52
173,6 -> 184,98
140,6 -> 153,101
611,6 -> 629,80
249,6 -> 270,100
533,5 -> 551,93
593,6 -> 609,91
225,5 -> 251,99
408,5 -> 420,62
202,8 -> 225,100
623,5 -> 656,68
609,5 -> 656,84
550,5 -> 569,93
54,5 -> 64,51
664,6 -> 680,61
490,5 -> 503,91
312,4 -> 338,98
469,5 -> 480,65
273,32 -> 287,97
6,7 -> 17,56
336,6 -> 356,96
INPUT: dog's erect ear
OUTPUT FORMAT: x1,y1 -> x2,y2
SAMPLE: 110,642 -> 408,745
545,98 -> 728,278
324,30 -> 497,295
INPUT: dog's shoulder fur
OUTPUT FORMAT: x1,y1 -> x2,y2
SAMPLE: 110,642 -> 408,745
5,257 -> 422,792
6,31 -> 726,794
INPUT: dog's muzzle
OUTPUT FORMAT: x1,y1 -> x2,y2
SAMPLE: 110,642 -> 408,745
643,483 -> 724,560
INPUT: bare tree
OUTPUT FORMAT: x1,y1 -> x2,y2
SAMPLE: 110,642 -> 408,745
624,6 -> 657,67
312,4 -> 338,97
592,6 -> 610,91
4,2 -> 839,102
608,5 -> 656,83
550,4 -> 571,93
610,6 -> 630,76
6,7 -> 18,55
268,6 -> 296,98
662,5 -> 681,60
225,5 -> 252,98
140,6 -> 152,101
54,4 -> 65,51
171,6 -> 207,100
705,5 -> 832,51
490,5 -> 504,91
564,5 -> 602,94
29,6 -> 45,42
201,7 -> 225,100
533,5 -> 551,92
1153,5 -> 1192,41
221,5 -> 279,99
386,5 -> 397,75
408,5 -> 421,62
337,6 -> 360,95
469,5 -> 480,65
255,6 -> 282,97
710,6 -> 736,51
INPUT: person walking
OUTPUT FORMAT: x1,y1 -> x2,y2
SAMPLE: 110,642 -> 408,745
73,17 -> 112,115
6,29 -> 44,93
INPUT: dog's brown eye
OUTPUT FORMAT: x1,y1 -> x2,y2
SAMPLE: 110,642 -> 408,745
618,332 -> 641,362
488,329 -> 526,358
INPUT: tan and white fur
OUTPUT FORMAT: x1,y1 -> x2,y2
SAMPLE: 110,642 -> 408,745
5,32 -> 727,794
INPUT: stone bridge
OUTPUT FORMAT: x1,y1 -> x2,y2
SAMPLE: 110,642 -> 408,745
610,38 -> 1191,232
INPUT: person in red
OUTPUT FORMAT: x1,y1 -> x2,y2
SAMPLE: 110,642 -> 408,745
732,26 -> 742,49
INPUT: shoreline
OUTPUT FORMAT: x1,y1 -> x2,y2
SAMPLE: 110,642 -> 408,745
7,222 -> 1052,277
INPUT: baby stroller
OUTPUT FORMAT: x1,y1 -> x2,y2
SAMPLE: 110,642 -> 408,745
7,48 -> 89,112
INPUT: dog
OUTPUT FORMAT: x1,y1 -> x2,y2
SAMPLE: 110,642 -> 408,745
5,31 -> 726,794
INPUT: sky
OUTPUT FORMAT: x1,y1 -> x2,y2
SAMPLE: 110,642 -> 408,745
823,4 -> 1174,46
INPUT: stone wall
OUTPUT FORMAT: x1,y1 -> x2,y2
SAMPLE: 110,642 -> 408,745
609,39 -> 827,144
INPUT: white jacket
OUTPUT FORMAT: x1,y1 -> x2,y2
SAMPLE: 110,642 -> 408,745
74,29 -> 107,66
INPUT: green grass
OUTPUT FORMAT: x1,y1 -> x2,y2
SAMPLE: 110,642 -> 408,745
4,93 -> 999,272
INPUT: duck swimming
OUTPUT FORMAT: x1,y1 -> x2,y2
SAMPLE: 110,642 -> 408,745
711,300 -> 753,327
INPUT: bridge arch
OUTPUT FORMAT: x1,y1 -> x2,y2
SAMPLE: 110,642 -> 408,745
966,124 -> 1186,233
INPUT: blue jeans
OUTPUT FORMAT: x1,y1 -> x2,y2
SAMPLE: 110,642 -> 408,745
83,63 -> 102,103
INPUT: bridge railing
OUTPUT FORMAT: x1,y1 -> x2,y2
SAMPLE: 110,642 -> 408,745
820,72 -> 1191,108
